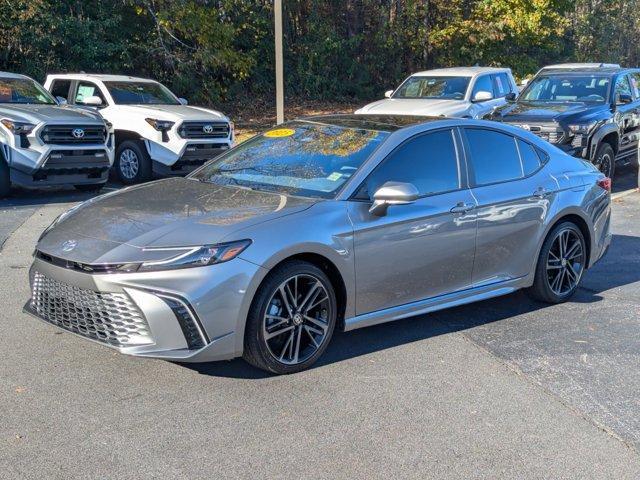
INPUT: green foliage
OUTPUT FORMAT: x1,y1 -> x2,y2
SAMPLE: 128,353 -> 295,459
0,0 -> 635,104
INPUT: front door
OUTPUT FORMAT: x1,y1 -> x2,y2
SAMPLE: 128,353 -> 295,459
613,74 -> 640,157
349,128 -> 478,316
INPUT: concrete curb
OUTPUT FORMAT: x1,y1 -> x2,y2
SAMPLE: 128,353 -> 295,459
612,188 -> 639,201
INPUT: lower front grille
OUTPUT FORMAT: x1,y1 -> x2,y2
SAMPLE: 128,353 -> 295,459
31,272 -> 152,346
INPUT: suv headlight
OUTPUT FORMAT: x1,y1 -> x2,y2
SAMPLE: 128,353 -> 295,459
145,118 -> 175,131
0,119 -> 36,135
138,239 -> 252,272
568,122 -> 597,135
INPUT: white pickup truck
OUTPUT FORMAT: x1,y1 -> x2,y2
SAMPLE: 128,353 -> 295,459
0,72 -> 114,197
355,67 -> 518,119
44,74 -> 234,184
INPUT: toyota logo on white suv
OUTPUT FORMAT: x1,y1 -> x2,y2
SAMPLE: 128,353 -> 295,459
202,124 -> 214,134
72,128 -> 85,139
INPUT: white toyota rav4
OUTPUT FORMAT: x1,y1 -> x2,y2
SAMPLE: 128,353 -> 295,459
44,74 -> 234,184
355,67 -> 518,119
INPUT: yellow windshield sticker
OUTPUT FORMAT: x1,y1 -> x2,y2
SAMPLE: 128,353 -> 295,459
327,172 -> 342,181
264,128 -> 295,138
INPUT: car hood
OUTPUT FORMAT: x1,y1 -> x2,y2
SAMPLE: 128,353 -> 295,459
355,98 -> 468,116
492,101 -> 608,123
37,178 -> 316,264
0,104 -> 104,124
114,104 -> 229,122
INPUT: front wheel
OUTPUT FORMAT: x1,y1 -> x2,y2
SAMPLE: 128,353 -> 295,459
593,142 -> 615,179
243,260 -> 337,374
115,140 -> 152,184
528,222 -> 586,304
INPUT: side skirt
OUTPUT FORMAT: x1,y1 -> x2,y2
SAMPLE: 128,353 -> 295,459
344,277 -> 529,332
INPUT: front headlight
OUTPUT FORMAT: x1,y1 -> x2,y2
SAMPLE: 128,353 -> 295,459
0,119 -> 36,135
568,122 -> 597,135
138,239 -> 252,272
145,118 -> 175,131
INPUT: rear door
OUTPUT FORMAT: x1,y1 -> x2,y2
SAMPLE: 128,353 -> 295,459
349,128 -> 478,315
462,127 -> 556,285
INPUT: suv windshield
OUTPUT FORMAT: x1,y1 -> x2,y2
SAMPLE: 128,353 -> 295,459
104,81 -> 179,105
0,77 -> 56,105
521,74 -> 611,103
191,122 -> 389,198
393,76 -> 471,100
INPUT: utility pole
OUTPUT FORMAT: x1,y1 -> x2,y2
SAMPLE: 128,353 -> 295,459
274,0 -> 284,124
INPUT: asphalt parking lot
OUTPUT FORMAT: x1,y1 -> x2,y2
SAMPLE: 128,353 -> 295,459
1,164 -> 639,479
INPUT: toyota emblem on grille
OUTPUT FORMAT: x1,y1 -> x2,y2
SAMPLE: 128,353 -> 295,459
72,128 -> 85,139
61,240 -> 78,252
202,124 -> 214,134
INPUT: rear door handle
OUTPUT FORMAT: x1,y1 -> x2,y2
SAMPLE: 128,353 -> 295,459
450,202 -> 476,214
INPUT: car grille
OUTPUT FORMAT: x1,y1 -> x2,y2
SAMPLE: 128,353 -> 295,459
40,124 -> 107,145
178,121 -> 230,139
31,272 -> 152,346
511,123 -> 565,144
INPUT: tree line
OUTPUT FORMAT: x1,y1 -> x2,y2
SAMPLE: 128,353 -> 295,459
0,0 -> 637,106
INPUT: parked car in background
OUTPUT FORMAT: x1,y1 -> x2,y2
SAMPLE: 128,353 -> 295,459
0,72 -> 113,197
355,67 -> 518,118
485,63 -> 640,178
44,74 -> 234,184
27,115 -> 611,374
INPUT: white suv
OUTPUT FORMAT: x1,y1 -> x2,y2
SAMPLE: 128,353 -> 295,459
355,67 -> 518,119
44,74 -> 234,184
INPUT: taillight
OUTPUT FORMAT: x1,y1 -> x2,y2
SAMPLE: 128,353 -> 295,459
597,177 -> 611,193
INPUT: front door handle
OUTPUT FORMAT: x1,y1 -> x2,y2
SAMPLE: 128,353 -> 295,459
533,187 -> 549,198
450,202 -> 475,214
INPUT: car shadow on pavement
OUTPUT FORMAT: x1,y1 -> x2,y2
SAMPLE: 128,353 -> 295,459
184,232 -> 640,379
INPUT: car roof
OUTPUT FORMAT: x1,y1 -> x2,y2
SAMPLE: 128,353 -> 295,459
297,114 -> 445,132
46,73 -> 156,83
0,71 -> 32,80
411,67 -> 511,77
537,63 -> 638,75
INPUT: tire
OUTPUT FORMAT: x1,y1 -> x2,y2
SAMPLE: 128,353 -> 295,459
527,222 -> 587,304
0,154 -> 10,198
74,183 -> 105,193
243,260 -> 338,374
593,142 -> 615,179
115,140 -> 152,184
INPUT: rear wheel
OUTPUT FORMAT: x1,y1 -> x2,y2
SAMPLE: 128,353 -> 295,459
528,222 -> 586,303
243,260 -> 337,374
0,155 -> 9,198
593,142 -> 615,179
115,140 -> 152,184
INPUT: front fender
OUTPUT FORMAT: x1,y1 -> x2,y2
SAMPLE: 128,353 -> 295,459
588,123 -> 619,159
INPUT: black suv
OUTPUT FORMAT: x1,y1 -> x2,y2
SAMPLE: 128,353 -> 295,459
486,63 -> 640,178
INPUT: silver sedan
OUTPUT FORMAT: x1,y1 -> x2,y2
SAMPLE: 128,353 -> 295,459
26,115 -> 612,374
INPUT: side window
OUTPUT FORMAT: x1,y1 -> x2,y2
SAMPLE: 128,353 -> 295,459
493,73 -> 512,98
517,139 -> 541,175
614,75 -> 632,100
75,81 -> 106,105
359,129 -> 460,199
472,75 -> 494,98
465,128 -> 522,185
630,73 -> 640,98
50,80 -> 71,101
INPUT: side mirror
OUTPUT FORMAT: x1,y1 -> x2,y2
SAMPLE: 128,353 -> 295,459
78,95 -> 103,107
472,90 -> 494,102
617,93 -> 633,105
384,90 -> 394,99
55,96 -> 68,106
178,97 -> 188,105
505,92 -> 517,102
369,181 -> 419,216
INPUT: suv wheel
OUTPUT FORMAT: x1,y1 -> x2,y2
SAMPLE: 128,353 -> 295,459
115,140 -> 152,184
528,222 -> 586,304
0,155 -> 10,198
243,260 -> 337,374
593,142 -> 615,179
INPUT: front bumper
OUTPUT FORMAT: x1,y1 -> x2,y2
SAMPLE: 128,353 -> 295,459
144,137 -> 231,170
151,143 -> 231,176
26,255 -> 264,362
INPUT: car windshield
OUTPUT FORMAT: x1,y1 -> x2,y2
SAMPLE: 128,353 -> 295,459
0,77 -> 56,105
393,76 -> 471,100
104,81 -> 180,105
520,74 -> 611,103
191,122 -> 390,199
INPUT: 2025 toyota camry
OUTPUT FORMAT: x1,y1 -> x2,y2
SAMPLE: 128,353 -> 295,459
27,115 -> 611,374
